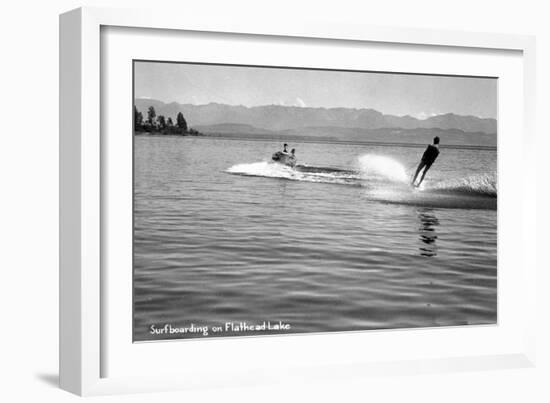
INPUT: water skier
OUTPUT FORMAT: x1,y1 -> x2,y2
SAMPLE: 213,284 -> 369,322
411,136 -> 440,187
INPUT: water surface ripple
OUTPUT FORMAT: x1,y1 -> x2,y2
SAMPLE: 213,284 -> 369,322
134,136 -> 497,341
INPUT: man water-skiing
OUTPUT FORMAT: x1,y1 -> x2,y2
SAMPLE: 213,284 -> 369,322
411,136 -> 440,187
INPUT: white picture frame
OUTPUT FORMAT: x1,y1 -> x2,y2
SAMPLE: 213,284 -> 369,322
60,6 -> 537,396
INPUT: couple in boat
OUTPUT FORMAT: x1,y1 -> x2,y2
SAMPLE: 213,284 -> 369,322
272,143 -> 297,167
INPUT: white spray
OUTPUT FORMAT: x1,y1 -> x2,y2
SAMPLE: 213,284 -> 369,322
356,154 -> 408,183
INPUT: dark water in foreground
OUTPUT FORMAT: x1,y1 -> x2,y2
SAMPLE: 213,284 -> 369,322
133,136 -> 497,341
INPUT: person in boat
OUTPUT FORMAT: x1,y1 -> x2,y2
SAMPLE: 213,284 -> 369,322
411,136 -> 440,187
291,148 -> 295,157
282,143 -> 289,154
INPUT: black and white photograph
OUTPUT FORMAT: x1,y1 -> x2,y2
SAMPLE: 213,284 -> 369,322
5,0 -> 549,400
132,61 -> 497,342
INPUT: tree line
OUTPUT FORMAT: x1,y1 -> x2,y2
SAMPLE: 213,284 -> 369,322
134,105 -> 201,135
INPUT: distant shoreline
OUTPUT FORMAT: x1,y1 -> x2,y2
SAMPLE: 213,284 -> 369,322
134,132 -> 496,151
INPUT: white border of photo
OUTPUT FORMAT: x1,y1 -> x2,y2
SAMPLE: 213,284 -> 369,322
60,7 -> 537,396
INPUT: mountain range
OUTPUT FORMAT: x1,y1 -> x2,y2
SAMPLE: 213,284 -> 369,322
135,99 -> 497,146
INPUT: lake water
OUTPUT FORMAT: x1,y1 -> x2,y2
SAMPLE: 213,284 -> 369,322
133,135 -> 497,341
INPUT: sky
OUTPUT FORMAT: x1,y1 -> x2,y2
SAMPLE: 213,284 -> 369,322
134,61 -> 497,119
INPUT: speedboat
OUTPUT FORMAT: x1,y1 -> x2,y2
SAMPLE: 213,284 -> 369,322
272,151 -> 296,167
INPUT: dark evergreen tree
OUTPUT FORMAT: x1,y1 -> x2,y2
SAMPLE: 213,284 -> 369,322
157,115 -> 166,130
133,105 -> 143,131
176,112 -> 188,132
147,106 -> 156,125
